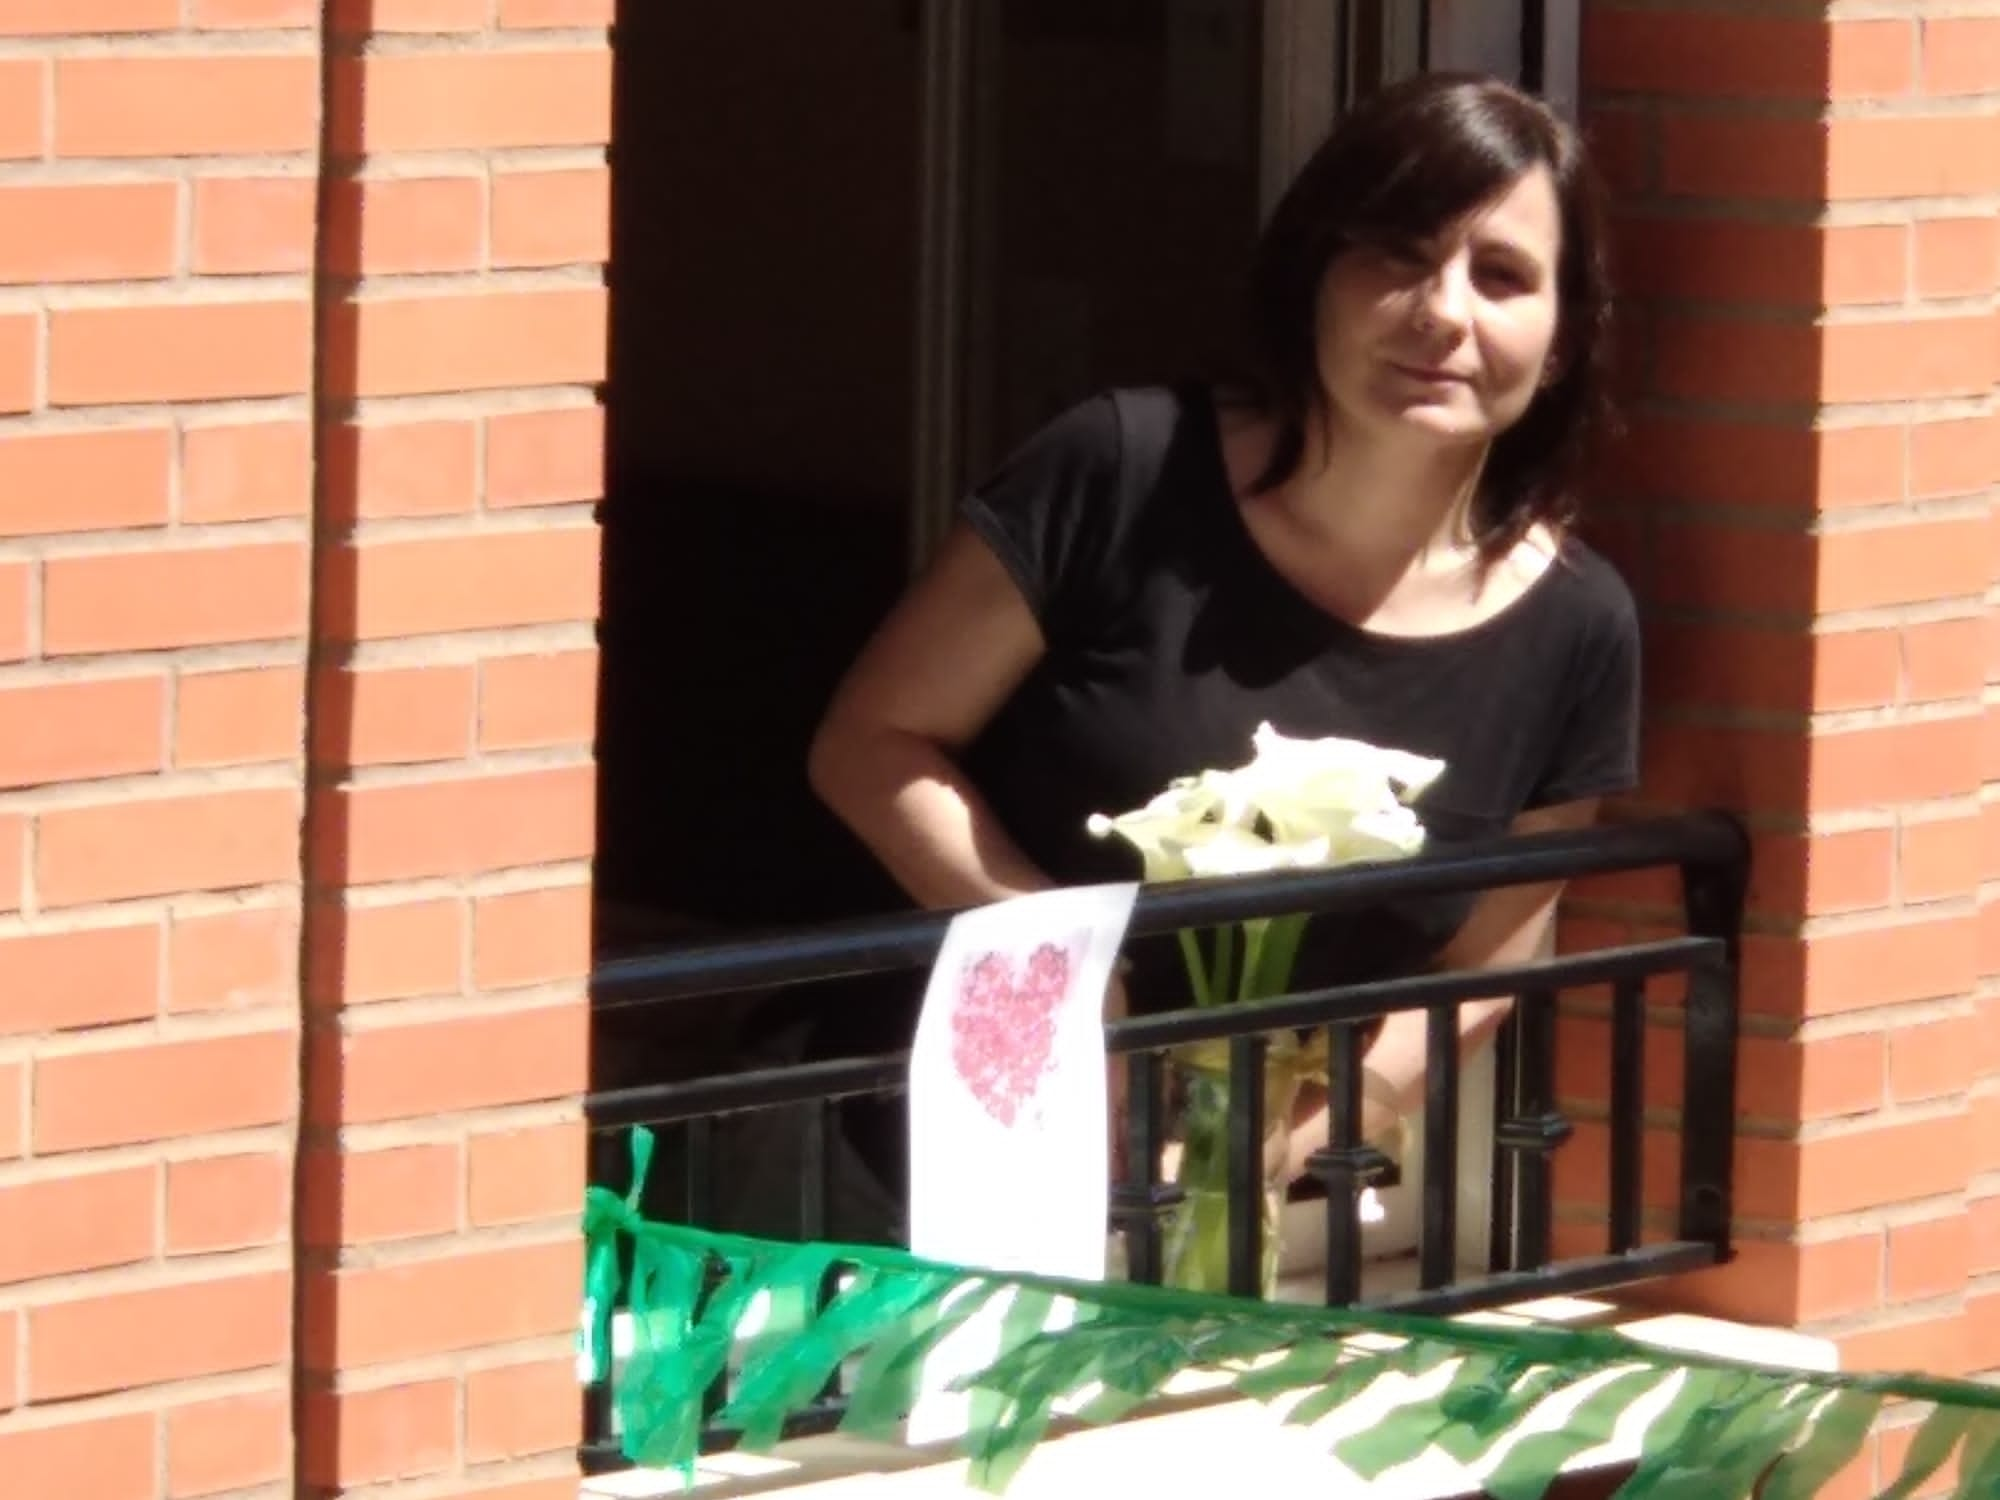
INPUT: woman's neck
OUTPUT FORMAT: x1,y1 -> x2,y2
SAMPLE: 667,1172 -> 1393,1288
1287,412 -> 1489,572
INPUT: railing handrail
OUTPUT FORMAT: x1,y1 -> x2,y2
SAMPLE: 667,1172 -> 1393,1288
592,810 -> 1747,1008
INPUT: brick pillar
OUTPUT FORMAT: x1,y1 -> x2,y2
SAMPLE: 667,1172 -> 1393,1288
1565,0 -> 2000,1480
0,6 -> 316,1499
296,3 -> 610,1496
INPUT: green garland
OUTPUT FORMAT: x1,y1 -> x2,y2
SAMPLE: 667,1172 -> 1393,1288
582,1129 -> 2000,1497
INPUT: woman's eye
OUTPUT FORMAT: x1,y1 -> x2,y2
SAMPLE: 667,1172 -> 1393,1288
1476,261 -> 1534,294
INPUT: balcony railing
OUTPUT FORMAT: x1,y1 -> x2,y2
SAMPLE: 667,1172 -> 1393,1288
581,809 -> 1749,1474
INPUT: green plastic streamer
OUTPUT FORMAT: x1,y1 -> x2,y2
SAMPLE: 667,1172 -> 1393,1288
581,1128 -> 2000,1498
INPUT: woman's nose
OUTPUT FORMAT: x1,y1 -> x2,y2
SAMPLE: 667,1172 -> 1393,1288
1416,261 -> 1472,334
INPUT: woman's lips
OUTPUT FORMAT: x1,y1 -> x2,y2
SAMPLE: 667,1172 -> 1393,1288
1386,360 -> 1469,384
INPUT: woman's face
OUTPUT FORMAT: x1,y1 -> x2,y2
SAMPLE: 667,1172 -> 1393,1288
1313,165 -> 1563,449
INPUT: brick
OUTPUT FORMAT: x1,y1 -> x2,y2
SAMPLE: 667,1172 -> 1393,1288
0,921 -> 159,1037
1615,218 -> 1903,308
1746,827 -> 1894,919
0,0 -> 178,32
1557,1020 -> 1880,1122
1608,418 -> 1904,516
488,404 -> 606,508
318,763 -> 593,884
1579,107 -> 1649,197
1647,1234 -> 1883,1327
192,175 -> 316,275
1820,517 -> 1989,612
300,1142 -> 460,1246
305,898 -> 462,1007
1824,317 -> 1995,404
1648,623 -> 1897,715
1828,114 -> 2000,199
1888,1214 -> 1969,1303
1914,217 -> 1998,301
0,425 -> 170,537
466,1358 -> 580,1462
1838,1310 -> 1971,1377
0,1414 -> 156,1500
167,1153 -> 287,1254
177,665 -> 302,768
37,785 -> 299,907
324,286 -> 608,398
316,1001 -> 586,1125
0,1166 -> 155,1285
1911,416 -> 1997,500
1901,816 -> 1979,903
322,418 -> 478,521
1797,1116 -> 1969,1219
0,1309 -> 13,1408
35,1028 -> 294,1152
1651,521 -> 1812,614
166,1390 -> 289,1499
45,540 -> 306,654
1922,17 -> 2000,95
1661,117 -> 1821,202
312,662 -> 475,767
169,905 -> 295,1014
1974,1194 -> 2000,1277
474,884 -> 589,991
0,1062 -> 20,1158
320,525 -> 599,641
30,1270 -> 288,1401
1889,1015 -> 1976,1101
325,175 -> 484,277
329,49 -> 612,153
0,312 -> 35,413
0,567 -> 25,665
55,54 -> 317,157
1904,618 -> 1983,704
302,1379 -> 458,1486
491,167 -> 610,269
1654,317 -> 1818,405
1584,14 -> 1912,99
184,419 -> 312,522
0,60 -> 44,160
192,0 -> 318,25
1795,914 -> 1977,1016
303,1237 -> 580,1368
1808,717 -> 1982,815
0,181 -> 179,284
469,1119 -> 583,1227
330,0 -> 486,29
1639,722 -> 1810,818
480,649 -> 597,751
500,0 -> 612,23
49,298 -> 310,405
0,675 -> 165,789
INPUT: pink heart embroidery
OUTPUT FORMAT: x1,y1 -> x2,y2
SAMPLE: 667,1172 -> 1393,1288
949,941 -> 1075,1127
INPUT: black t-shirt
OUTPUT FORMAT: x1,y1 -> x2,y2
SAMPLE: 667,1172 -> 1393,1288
958,384 -> 1641,1003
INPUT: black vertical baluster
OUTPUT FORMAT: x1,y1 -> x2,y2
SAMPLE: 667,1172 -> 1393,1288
1317,1024 -> 1366,1306
1226,1033 -> 1267,1298
1487,1012 -> 1520,1274
1511,990 -> 1561,1270
800,1101 -> 829,1242
1679,840 -> 1745,1256
1113,1049 -> 1177,1285
1609,978 -> 1647,1253
1419,1004 -> 1460,1290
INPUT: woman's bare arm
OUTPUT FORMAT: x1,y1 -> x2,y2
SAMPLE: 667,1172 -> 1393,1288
807,524 -> 1054,911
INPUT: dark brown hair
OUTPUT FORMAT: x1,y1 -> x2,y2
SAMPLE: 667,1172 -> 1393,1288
1242,72 -> 1614,563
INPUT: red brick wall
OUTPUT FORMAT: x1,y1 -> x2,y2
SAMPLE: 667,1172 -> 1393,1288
1568,2 -> 1999,1489
297,5 -> 608,1499
0,5 -> 317,1498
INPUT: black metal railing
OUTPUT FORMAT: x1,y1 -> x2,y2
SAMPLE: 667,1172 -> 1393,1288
580,810 -> 1748,1470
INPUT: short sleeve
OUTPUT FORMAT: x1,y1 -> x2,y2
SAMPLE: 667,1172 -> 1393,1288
1527,563 -> 1642,809
958,393 -> 1124,643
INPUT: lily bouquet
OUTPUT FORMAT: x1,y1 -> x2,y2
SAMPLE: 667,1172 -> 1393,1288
1088,722 -> 1444,1294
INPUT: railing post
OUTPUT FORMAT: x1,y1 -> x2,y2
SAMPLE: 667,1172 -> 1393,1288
1678,826 -> 1749,1253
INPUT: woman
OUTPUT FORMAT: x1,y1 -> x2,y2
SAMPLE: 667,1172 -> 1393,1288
808,73 -> 1637,1189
